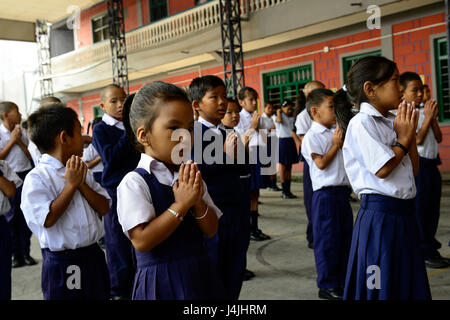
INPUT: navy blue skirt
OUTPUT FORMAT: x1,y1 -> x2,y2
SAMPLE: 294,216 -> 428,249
344,194 -> 431,300
278,137 -> 299,165
0,215 -> 12,300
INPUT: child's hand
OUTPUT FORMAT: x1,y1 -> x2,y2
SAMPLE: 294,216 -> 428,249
223,131 -> 238,159
277,108 -> 282,116
424,99 -> 438,120
11,125 -> 22,143
394,101 -> 417,147
173,162 -> 202,212
64,155 -> 84,188
332,126 -> 344,148
251,112 -> 260,130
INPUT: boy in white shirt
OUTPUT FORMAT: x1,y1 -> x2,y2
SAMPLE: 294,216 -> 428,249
21,105 -> 111,300
301,89 -> 353,300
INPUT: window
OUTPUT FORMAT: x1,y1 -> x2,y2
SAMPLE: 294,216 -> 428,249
149,0 -> 168,23
263,65 -> 313,108
342,50 -> 381,83
92,14 -> 109,43
434,37 -> 450,122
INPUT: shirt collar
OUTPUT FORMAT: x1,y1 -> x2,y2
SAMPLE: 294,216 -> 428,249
360,102 -> 395,120
0,124 -> 11,134
198,116 -> 225,130
310,121 -> 330,133
40,154 -> 65,170
241,109 -> 253,118
102,114 -> 125,130
138,153 -> 179,186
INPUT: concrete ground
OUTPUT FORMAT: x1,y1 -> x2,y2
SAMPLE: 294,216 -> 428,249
11,175 -> 450,300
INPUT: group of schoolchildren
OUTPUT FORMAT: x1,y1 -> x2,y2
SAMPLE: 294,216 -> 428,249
0,55 -> 448,301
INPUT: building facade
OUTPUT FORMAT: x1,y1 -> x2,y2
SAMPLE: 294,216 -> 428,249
47,0 -> 450,171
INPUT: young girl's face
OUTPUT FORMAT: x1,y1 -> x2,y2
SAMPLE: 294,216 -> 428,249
371,68 -> 403,111
264,104 -> 274,116
239,91 -> 258,113
402,80 -> 423,106
281,104 -> 294,116
222,102 -> 241,128
141,100 -> 194,166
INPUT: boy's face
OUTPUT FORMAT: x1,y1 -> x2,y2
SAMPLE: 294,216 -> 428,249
423,86 -> 431,102
222,102 -> 241,128
402,79 -> 423,106
69,120 -> 84,158
195,85 -> 228,125
311,96 -> 335,128
239,91 -> 258,113
6,105 -> 22,126
101,87 -> 126,121
264,104 -> 274,116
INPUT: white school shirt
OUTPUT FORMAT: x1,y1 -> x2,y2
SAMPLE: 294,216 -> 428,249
28,140 -> 41,167
20,154 -> 111,251
274,113 -> 295,138
342,102 -> 416,199
117,153 -> 223,239
0,124 -> 32,172
83,143 -> 104,173
301,121 -> 350,192
198,116 -> 226,135
102,113 -> 125,131
0,160 -> 22,215
235,109 -> 268,147
416,107 -> 439,159
295,109 -> 312,136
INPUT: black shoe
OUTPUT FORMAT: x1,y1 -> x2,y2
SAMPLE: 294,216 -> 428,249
11,254 -> 25,268
318,287 -> 343,300
256,229 -> 271,240
308,241 -> 314,249
282,193 -> 296,199
349,195 -> 359,202
23,254 -> 37,266
110,295 -> 129,300
243,269 -> 255,281
268,186 -> 281,191
436,252 -> 450,265
250,231 -> 265,241
424,256 -> 449,269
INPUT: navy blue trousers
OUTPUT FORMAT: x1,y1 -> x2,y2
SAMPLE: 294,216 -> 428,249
0,215 -> 12,300
414,157 -> 442,260
104,189 -> 135,298
303,160 -> 313,243
312,186 -> 353,289
41,243 -> 109,300
5,170 -> 32,256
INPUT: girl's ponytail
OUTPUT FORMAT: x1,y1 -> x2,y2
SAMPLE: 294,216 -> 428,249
333,88 -> 356,139
122,93 -> 141,152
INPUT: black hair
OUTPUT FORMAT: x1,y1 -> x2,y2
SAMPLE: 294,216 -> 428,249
27,104 -> 78,154
423,84 -> 429,88
293,90 -> 307,120
305,88 -> 335,119
334,56 -> 397,138
399,71 -> 422,89
0,101 -> 17,120
238,86 -> 258,101
123,81 -> 190,153
189,75 -> 226,102
87,117 -> 102,135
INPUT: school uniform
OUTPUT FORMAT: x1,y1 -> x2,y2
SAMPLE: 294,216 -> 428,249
0,161 -> 22,300
295,109 -> 313,245
342,102 -> 431,300
92,113 -> 141,298
413,107 -> 443,261
275,113 -> 299,165
28,140 -> 41,167
192,117 -> 249,299
0,124 -> 33,259
83,143 -> 104,184
301,121 -> 353,290
20,154 -> 111,300
117,154 -> 224,299
259,113 -> 277,188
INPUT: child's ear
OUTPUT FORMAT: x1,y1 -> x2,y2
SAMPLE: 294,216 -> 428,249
1,112 -> 8,121
363,81 -> 376,100
59,130 -> 69,145
192,100 -> 201,112
99,102 -> 106,110
136,126 -> 150,147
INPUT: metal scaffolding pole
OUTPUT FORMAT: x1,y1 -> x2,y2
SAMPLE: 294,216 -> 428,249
446,0 -> 450,116
219,0 -> 245,98
107,0 -> 129,94
36,20 -> 53,99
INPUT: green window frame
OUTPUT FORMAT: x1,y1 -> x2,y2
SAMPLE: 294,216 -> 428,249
434,37 -> 450,122
263,65 -> 313,109
149,0 -> 168,23
92,105 -> 105,119
342,50 -> 382,83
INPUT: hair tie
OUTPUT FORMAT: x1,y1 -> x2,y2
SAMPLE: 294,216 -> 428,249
342,85 -> 347,92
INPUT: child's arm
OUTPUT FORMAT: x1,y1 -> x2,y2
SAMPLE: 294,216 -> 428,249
44,156 -> 84,228
78,163 -> 110,216
431,117 -> 443,143
408,136 -> 419,177
416,100 -> 437,145
0,175 -> 16,198
0,126 -> 21,160
376,102 -> 418,178
85,156 -> 102,169
311,127 -> 343,170
276,108 -> 283,123
128,163 -> 202,253
292,131 -> 302,146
